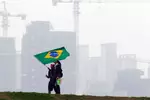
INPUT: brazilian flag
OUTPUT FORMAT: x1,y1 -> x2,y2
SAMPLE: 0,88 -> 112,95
34,47 -> 70,65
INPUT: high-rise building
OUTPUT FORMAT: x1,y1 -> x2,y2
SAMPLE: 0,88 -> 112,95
21,21 -> 77,94
0,37 -> 16,91
21,21 -> 52,92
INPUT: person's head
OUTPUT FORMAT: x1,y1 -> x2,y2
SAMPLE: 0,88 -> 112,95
54,60 -> 60,64
51,63 -> 54,66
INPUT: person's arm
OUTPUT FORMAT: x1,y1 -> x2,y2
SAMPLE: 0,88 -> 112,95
46,70 -> 51,78
47,67 -> 50,70
46,75 -> 49,78
46,64 -> 53,78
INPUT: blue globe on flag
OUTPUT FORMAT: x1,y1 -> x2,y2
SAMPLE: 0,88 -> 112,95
50,51 -> 58,57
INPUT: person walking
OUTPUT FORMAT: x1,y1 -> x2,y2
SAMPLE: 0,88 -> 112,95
46,60 -> 63,94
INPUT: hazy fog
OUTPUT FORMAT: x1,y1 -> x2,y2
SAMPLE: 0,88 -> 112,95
0,0 -> 150,97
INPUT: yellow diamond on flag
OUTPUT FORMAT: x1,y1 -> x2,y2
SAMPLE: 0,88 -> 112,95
45,50 -> 63,59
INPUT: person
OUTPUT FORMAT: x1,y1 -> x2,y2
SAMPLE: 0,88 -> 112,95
46,60 -> 63,94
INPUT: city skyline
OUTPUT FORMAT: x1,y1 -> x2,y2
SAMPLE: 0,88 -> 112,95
0,20 -> 149,96
0,0 -> 150,60
0,0 -> 150,97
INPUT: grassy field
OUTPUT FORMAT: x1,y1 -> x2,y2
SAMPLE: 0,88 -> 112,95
0,92 -> 150,100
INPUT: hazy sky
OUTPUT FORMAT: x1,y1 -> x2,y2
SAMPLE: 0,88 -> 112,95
1,0 -> 150,61
1,0 -> 150,91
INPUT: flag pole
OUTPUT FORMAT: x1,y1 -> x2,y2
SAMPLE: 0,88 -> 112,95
44,64 -> 50,70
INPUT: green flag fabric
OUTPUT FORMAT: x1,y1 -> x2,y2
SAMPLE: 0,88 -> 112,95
34,47 -> 70,65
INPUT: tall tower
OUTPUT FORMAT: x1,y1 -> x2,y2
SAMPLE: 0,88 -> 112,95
22,21 -> 51,92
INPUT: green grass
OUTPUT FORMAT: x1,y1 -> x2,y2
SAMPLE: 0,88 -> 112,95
0,92 -> 150,100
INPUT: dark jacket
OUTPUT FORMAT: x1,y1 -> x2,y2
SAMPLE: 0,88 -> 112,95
46,63 -> 63,79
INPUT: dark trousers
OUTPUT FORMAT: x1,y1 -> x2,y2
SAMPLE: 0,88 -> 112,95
48,78 -> 60,94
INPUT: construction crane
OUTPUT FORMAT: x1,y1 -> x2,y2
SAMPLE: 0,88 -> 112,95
51,0 -> 148,44
51,0 -> 149,94
0,1 -> 26,37
51,0 -> 149,60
